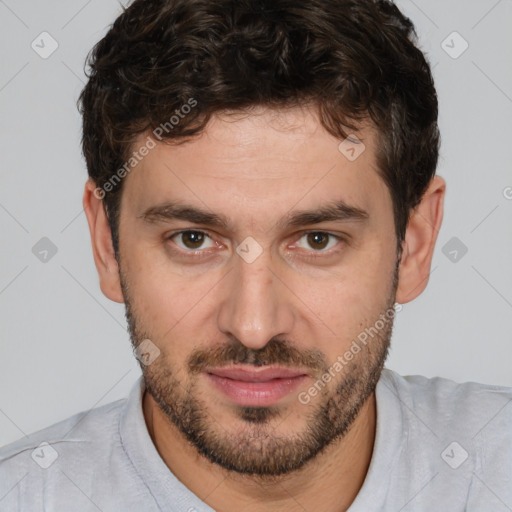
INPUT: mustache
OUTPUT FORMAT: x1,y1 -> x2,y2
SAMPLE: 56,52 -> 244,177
187,336 -> 329,376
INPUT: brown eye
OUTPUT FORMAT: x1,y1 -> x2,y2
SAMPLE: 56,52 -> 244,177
294,232 -> 342,253
171,230 -> 215,251
182,231 -> 204,249
306,232 -> 330,250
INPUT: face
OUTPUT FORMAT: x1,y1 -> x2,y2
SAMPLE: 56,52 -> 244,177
117,107 -> 400,476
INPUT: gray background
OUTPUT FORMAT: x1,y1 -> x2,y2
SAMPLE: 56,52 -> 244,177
0,0 -> 511,448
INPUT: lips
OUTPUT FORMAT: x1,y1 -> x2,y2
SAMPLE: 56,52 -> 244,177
205,365 -> 309,406
207,366 -> 308,382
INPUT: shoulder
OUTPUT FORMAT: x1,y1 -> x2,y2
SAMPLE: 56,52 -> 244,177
380,368 -> 512,473
0,397 -> 127,505
377,369 -> 512,507
380,367 -> 512,421
0,397 -> 126,463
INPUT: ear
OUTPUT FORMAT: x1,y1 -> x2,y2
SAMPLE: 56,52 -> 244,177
83,179 -> 124,303
395,175 -> 446,304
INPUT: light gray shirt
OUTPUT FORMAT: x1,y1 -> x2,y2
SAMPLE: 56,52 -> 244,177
1,368 -> 511,511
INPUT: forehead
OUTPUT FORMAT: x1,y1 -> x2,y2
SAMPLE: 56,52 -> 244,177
121,106 -> 391,229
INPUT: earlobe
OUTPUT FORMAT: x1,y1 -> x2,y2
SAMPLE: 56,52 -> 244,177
395,175 -> 446,304
83,179 -> 124,304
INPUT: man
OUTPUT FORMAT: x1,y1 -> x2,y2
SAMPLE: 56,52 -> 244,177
1,0 -> 511,510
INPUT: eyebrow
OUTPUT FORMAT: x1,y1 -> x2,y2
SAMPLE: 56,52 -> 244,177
138,200 -> 369,230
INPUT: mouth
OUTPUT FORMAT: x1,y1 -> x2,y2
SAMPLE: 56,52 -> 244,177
204,365 -> 310,407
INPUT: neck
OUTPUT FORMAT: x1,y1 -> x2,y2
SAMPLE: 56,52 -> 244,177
143,391 -> 376,512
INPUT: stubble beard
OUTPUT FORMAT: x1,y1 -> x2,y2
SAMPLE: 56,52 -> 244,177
121,261 -> 399,478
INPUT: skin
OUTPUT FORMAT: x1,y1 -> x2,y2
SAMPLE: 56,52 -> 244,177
84,106 -> 445,512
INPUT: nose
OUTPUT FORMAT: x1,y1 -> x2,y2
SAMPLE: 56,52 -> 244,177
216,252 -> 295,350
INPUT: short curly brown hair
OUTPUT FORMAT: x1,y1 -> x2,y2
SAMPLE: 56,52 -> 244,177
78,0 -> 440,258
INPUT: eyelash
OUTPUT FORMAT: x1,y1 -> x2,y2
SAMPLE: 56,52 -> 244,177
166,230 -> 347,259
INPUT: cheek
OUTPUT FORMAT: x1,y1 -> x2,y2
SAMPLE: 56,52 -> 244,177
122,244 -> 222,343
301,240 -> 395,341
